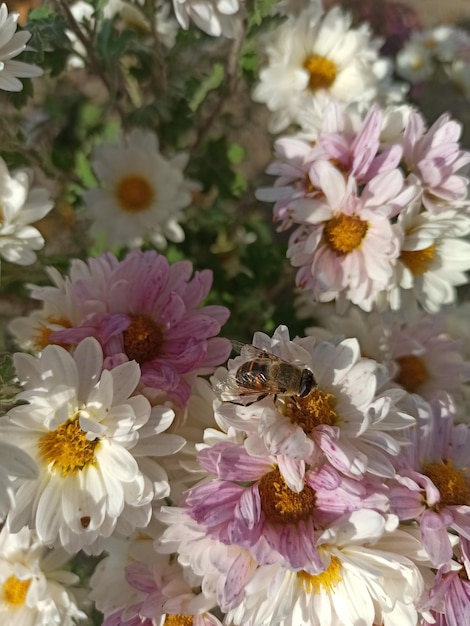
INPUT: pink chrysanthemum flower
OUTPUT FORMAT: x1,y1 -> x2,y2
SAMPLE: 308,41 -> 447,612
402,110 -> 470,213
421,537 -> 470,626
10,251 -> 231,407
183,440 -> 388,573
285,161 -> 418,310
390,393 -> 470,566
256,101 -> 405,232
214,325 -> 414,482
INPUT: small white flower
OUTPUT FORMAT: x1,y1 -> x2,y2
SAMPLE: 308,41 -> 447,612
1,338 -> 172,554
0,525 -> 85,625
0,3 -> 43,91
396,39 -> 435,83
252,5 -> 401,133
0,157 -> 53,265
83,128 -> 193,249
172,0 -> 241,38
383,205 -> 470,313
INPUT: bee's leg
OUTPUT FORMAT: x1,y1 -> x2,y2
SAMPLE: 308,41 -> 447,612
230,393 -> 268,407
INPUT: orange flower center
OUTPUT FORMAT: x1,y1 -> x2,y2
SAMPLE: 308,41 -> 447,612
400,244 -> 436,276
38,417 -> 99,476
297,555 -> 342,593
33,316 -> 72,351
3,575 -> 31,607
115,174 -> 155,213
323,213 -> 368,254
395,355 -> 428,393
164,616 -> 194,626
423,459 -> 470,507
284,388 -> 338,434
303,54 -> 338,91
258,467 -> 316,524
123,314 -> 165,364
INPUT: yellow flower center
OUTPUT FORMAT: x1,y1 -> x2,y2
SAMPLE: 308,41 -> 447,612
284,388 -> 338,435
258,467 -> 316,524
303,54 -> 338,91
164,616 -> 194,626
38,416 -> 100,476
115,174 -> 155,213
3,575 -> 31,607
0,204 -> 4,225
297,555 -> 342,593
400,244 -> 436,276
323,214 -> 369,255
33,316 -> 72,351
422,459 -> 470,507
395,355 -> 428,393
123,314 -> 165,364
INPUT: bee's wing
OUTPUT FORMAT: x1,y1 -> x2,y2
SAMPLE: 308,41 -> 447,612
230,340 -> 279,361
213,373 -> 270,403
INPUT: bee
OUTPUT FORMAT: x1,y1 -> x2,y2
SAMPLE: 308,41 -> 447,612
215,341 -> 316,405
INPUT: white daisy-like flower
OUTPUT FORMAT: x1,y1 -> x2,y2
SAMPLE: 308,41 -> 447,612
395,39 -> 435,83
172,0 -> 241,38
0,337 -> 170,554
0,525 -> 85,625
0,157 -> 53,265
252,4 -> 400,133
159,506 -> 427,626
0,3 -> 43,92
215,325 -> 414,481
225,514 -> 426,626
382,205 -> 470,313
83,128 -> 193,249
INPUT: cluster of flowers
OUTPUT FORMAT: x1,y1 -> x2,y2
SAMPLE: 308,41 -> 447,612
257,99 -> 470,314
396,24 -> 470,97
0,0 -> 470,625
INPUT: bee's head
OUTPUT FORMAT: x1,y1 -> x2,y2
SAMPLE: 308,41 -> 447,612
299,369 -> 316,397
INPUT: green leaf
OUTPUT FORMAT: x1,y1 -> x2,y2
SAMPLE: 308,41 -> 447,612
248,0 -> 279,28
189,63 -> 224,112
228,143 -> 245,165
96,20 -> 135,63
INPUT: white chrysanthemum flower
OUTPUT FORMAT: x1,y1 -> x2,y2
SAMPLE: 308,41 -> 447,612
252,5 -> 401,133
0,157 -> 53,265
159,507 -> 427,626
172,0 -> 241,37
225,514 -> 426,626
383,205 -> 470,313
396,39 -> 435,83
83,128 -> 193,249
0,337 -> 170,554
0,3 -> 43,91
0,525 -> 85,625
215,325 -> 413,481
